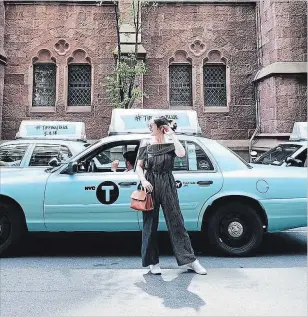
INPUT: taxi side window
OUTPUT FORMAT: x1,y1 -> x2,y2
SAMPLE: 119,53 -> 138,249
0,144 -> 29,166
173,141 -> 213,171
93,144 -> 138,172
29,144 -> 72,166
187,142 -> 214,171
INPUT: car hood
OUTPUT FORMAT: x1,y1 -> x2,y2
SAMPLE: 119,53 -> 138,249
250,163 -> 282,168
249,163 -> 306,176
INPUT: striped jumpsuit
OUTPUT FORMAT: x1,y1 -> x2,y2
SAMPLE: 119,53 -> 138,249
138,143 -> 196,267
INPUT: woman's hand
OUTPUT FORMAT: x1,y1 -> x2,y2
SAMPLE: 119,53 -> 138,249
141,180 -> 153,192
163,125 -> 174,136
111,160 -> 119,172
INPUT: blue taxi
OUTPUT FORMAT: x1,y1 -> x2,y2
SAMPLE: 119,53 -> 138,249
0,110 -> 306,256
0,121 -> 89,168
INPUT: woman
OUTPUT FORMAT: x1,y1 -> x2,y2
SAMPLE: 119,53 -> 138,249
136,116 -> 207,275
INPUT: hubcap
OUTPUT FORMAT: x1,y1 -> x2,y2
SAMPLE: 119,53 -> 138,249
227,221 -> 244,238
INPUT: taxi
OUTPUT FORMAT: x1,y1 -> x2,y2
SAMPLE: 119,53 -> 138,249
0,121 -> 89,168
0,110 -> 306,257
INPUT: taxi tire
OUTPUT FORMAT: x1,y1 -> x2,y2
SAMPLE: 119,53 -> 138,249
0,202 -> 26,256
207,202 -> 263,256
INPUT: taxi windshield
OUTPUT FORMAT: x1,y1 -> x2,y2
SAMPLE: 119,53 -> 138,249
46,140 -> 100,173
254,144 -> 301,166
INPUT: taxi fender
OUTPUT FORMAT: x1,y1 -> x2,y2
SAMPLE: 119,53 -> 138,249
197,190 -> 266,231
0,170 -> 51,231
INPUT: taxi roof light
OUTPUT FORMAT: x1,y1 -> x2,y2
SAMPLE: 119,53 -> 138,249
16,120 -> 87,141
289,122 -> 308,141
108,109 -> 202,136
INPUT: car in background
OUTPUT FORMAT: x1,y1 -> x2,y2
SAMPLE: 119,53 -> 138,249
251,122 -> 307,167
0,121 -> 89,168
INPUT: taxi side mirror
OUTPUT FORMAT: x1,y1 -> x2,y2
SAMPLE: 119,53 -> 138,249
67,161 -> 78,175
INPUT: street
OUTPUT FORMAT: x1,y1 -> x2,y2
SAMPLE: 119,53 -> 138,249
0,228 -> 306,317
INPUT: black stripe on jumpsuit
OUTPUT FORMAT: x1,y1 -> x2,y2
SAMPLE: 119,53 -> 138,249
138,143 -> 196,267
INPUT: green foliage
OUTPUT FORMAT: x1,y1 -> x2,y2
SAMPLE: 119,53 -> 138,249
106,0 -> 157,109
106,55 -> 147,109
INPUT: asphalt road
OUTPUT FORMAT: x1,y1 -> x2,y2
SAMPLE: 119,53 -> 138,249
0,228 -> 307,316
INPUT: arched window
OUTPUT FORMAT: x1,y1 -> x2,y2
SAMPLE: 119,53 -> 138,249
32,49 -> 56,107
203,50 -> 229,108
67,49 -> 92,107
169,50 -> 192,107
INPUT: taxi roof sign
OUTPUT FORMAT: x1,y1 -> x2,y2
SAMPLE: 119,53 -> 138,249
108,109 -> 202,135
289,122 -> 308,141
16,121 -> 87,141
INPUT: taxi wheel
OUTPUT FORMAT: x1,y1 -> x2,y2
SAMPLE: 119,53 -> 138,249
207,202 -> 263,256
0,202 -> 26,256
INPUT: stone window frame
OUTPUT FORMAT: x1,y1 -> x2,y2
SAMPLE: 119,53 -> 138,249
167,50 -> 196,109
201,50 -> 231,113
28,49 -> 59,113
65,49 -> 93,113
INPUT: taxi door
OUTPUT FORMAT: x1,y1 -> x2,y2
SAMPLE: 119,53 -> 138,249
43,141 -> 141,232
137,138 -> 223,231
44,170 -> 140,231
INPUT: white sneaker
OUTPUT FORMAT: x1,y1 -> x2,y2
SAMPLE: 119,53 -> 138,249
187,260 -> 207,275
149,264 -> 162,275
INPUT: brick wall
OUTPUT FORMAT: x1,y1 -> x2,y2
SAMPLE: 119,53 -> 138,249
2,3 -> 117,139
258,0 -> 307,66
141,3 -> 258,140
259,74 -> 307,133
257,0 -> 307,134
1,1 -> 305,142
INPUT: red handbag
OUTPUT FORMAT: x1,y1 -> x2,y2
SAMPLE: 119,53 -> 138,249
130,188 -> 153,211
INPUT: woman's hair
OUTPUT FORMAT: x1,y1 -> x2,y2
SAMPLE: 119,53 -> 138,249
151,116 -> 177,131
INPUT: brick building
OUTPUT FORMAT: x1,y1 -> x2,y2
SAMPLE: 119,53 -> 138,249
0,0 -> 306,157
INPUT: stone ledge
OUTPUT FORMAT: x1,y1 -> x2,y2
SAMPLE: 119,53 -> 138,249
254,62 -> 307,82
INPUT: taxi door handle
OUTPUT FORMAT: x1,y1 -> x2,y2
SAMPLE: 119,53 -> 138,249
197,181 -> 213,186
119,182 -> 137,187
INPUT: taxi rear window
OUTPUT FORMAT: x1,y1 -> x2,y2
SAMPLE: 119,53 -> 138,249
0,144 -> 29,166
29,144 -> 72,167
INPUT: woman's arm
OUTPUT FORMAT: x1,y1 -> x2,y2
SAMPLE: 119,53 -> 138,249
136,159 -> 146,182
170,133 -> 186,158
163,125 -> 185,157
136,159 -> 153,192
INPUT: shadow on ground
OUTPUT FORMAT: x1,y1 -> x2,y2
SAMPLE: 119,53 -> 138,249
135,272 -> 206,311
